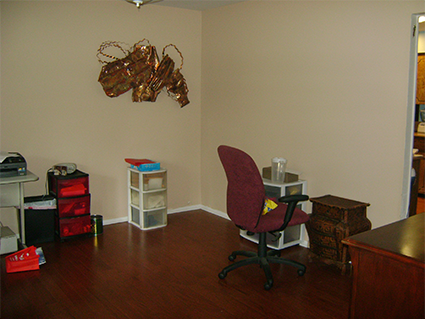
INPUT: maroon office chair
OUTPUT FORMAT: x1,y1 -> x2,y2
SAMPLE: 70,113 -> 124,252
217,145 -> 310,290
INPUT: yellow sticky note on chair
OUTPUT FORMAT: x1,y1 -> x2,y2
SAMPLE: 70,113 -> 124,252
263,198 -> 278,215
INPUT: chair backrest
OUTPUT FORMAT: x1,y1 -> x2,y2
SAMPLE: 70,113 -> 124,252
218,145 -> 266,230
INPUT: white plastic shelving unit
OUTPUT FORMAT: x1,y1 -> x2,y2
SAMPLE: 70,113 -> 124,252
128,168 -> 167,230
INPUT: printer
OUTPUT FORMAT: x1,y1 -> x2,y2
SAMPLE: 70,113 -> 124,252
0,152 -> 27,177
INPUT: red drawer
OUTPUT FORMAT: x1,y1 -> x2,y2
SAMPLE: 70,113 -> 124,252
49,170 -> 89,198
56,215 -> 91,238
57,195 -> 90,218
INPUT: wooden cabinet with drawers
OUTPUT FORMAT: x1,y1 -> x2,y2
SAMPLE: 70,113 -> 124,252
306,195 -> 371,272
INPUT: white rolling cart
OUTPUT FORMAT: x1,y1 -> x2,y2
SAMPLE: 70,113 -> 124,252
127,168 -> 167,230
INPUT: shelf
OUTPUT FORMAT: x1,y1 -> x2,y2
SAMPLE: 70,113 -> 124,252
130,204 -> 166,212
240,225 -> 304,250
142,188 -> 167,193
129,185 -> 167,194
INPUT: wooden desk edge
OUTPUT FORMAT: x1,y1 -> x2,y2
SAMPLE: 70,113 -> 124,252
342,237 -> 425,269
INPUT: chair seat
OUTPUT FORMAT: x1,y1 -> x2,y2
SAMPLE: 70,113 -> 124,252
248,203 -> 309,233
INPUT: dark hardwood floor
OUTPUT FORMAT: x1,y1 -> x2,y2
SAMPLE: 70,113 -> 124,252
1,210 -> 351,319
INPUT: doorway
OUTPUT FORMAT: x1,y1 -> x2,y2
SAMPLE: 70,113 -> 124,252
403,13 -> 425,218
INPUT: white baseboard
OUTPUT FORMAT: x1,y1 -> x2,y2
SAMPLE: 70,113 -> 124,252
195,205 -> 230,220
167,204 -> 204,214
103,216 -> 128,226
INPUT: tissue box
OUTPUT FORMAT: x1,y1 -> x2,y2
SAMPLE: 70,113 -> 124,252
131,162 -> 160,172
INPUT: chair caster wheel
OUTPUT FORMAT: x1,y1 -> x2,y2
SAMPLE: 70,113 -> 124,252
218,271 -> 227,279
264,281 -> 273,290
298,268 -> 306,276
228,254 -> 236,261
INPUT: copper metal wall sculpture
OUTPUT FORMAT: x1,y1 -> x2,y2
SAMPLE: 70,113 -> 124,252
97,40 -> 189,107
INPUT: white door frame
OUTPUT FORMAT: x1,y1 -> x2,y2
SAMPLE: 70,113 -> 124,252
401,13 -> 424,219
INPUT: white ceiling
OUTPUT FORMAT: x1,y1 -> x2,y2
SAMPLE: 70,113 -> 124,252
150,0 -> 244,11
153,4 -> 423,30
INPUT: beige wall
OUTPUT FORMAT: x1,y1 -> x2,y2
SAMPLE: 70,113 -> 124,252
201,1 -> 425,228
1,1 -> 424,234
0,1 -> 202,232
